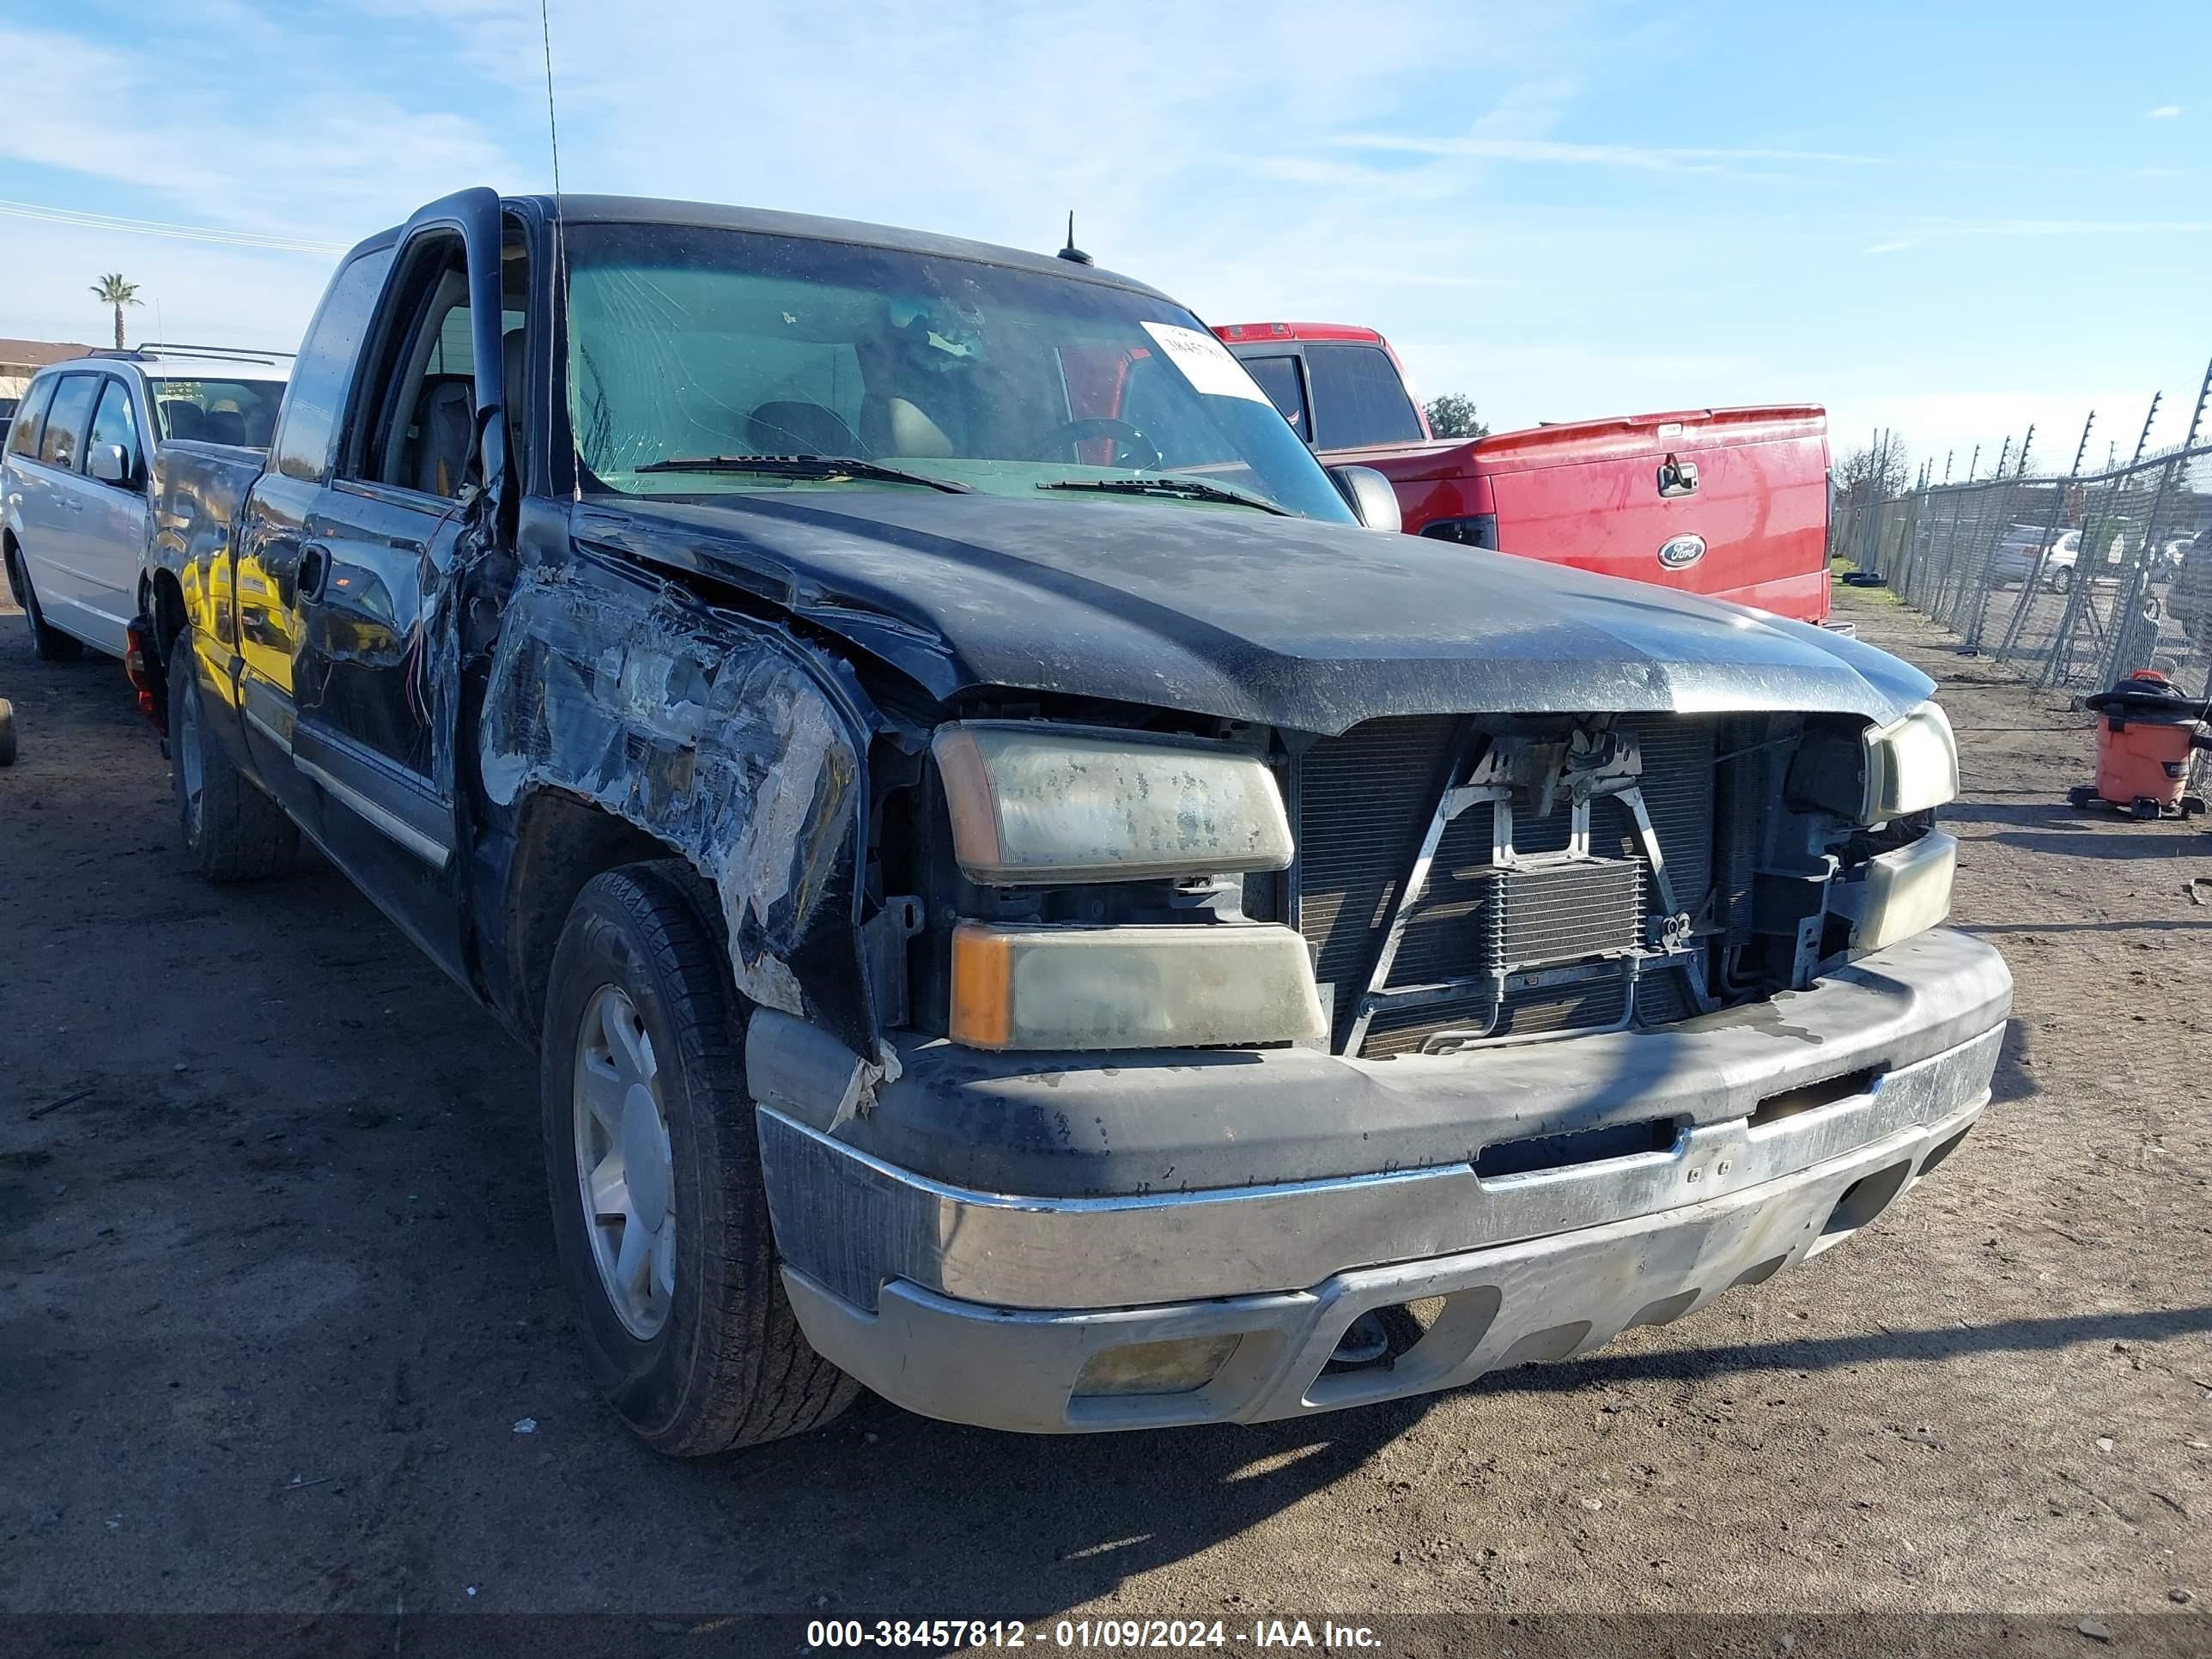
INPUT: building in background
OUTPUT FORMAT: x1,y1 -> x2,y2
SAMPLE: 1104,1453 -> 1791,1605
1,337 -> 97,402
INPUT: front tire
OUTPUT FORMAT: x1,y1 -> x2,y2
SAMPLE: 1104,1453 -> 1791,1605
7,541 -> 85,662
167,628 -> 299,881
542,863 -> 858,1455
2048,566 -> 2073,595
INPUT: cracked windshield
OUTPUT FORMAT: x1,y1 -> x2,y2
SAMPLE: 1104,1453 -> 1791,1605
562,222 -> 1357,523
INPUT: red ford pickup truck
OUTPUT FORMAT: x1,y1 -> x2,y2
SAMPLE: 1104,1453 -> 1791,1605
1216,322 -> 1833,623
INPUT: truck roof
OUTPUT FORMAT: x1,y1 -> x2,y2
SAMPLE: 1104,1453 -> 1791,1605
354,194 -> 1173,303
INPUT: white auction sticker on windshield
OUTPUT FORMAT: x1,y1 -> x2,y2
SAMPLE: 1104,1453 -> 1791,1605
1140,321 -> 1272,404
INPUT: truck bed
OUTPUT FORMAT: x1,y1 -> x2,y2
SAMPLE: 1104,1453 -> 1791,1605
1333,405 -> 1833,622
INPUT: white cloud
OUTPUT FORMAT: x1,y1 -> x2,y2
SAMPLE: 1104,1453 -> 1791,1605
0,18 -> 522,241
1905,216 -> 2212,235
1863,239 -> 1914,254
2148,105 -> 2183,119
1329,134 -> 1881,173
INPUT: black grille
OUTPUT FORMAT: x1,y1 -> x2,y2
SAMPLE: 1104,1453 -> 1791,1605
1296,714 -> 1721,1055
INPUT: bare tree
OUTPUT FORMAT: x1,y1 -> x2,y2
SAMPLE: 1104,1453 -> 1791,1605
1836,434 -> 1912,507
90,273 -> 143,349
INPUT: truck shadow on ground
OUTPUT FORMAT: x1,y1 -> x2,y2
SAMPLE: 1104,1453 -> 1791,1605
681,1301 -> 2212,1622
1476,1304 -> 2212,1395
700,1389 -> 1443,1618
1991,1015 -> 2038,1101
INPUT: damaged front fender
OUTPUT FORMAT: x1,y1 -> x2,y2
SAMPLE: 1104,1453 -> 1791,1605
479,553 -> 885,1059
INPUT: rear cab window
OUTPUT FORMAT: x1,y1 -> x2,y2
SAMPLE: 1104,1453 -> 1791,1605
1305,343 -> 1424,450
38,374 -> 100,471
6,375 -> 58,458
1240,355 -> 1310,441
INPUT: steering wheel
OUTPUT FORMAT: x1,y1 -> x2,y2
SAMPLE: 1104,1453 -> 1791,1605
1042,417 -> 1161,472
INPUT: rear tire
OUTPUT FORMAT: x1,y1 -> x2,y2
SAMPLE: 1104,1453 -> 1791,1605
542,862 -> 859,1455
7,542 -> 85,662
167,628 -> 298,881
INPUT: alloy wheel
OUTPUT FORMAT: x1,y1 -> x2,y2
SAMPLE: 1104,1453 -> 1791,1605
572,983 -> 677,1340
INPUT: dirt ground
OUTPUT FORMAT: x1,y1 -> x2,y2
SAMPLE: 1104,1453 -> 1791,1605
3,587 -> 2209,1650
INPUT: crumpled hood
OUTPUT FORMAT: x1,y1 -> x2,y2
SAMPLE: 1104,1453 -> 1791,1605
574,489 -> 1931,735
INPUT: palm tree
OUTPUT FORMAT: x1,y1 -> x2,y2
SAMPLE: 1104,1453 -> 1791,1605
90,273 -> 143,349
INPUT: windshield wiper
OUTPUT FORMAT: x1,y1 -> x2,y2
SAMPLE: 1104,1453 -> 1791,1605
636,454 -> 970,494
1036,476 -> 1288,515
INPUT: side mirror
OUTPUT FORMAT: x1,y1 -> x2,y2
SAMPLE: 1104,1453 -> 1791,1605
89,442 -> 131,486
1328,465 -> 1401,533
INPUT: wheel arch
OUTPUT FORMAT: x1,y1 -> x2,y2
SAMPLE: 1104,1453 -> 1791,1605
477,561 -> 883,1060
499,786 -> 702,1041
143,567 -> 190,656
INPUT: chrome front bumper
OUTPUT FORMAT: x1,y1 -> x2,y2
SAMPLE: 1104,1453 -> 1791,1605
757,928 -> 2008,1433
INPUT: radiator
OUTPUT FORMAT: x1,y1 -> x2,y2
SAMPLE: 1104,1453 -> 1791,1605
1295,714 -> 1720,1057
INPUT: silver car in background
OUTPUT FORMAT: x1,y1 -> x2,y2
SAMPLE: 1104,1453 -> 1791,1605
3,344 -> 290,660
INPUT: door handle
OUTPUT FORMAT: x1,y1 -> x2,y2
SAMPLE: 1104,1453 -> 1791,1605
297,544 -> 331,604
1656,453 -> 1700,498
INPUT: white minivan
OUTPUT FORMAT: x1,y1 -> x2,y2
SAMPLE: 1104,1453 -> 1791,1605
3,345 -> 290,660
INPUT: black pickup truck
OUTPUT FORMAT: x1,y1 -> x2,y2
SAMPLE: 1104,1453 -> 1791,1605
139,188 -> 2009,1452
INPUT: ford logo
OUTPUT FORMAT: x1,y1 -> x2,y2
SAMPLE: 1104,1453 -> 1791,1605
1657,533 -> 1707,570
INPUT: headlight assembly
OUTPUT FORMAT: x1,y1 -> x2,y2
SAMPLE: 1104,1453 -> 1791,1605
1863,702 -> 1959,822
931,721 -> 1315,1052
933,722 -> 1293,884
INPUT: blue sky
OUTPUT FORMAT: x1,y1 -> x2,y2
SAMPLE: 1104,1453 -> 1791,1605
3,0 -> 2205,471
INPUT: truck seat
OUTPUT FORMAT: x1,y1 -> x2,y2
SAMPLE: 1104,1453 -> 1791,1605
161,400 -> 208,441
413,375 -> 477,497
204,410 -> 247,447
858,395 -> 954,459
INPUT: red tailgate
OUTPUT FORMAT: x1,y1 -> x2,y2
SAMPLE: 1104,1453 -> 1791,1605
1339,407 -> 1832,623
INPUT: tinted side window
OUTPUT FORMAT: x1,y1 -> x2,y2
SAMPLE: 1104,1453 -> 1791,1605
6,376 -> 57,458
40,374 -> 100,471
1241,355 -> 1310,441
272,246 -> 396,483
88,379 -> 143,480
1305,343 -> 1424,450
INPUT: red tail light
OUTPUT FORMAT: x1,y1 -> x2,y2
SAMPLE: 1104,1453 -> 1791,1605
125,618 -> 167,733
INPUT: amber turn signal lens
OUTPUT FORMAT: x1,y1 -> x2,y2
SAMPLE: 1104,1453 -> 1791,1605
948,925 -> 1015,1049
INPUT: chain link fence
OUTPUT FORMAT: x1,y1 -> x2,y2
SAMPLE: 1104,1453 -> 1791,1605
1831,368 -> 2212,699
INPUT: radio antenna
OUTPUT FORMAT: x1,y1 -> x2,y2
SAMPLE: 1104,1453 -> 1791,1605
539,0 -> 580,499
1058,211 -> 1093,266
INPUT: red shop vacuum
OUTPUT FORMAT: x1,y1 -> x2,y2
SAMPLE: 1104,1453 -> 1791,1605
2068,669 -> 2212,820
